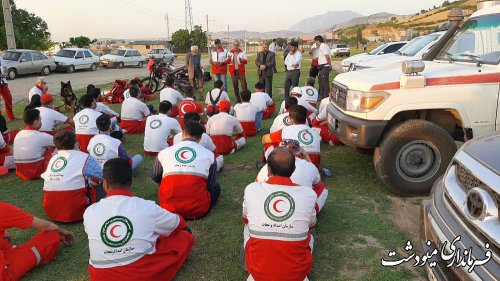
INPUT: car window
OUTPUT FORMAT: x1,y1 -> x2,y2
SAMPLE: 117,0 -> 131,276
165,49 -> 171,54
369,44 -> 387,55
55,50 -> 76,58
75,51 -> 84,59
383,43 -> 405,54
338,44 -> 348,48
124,51 -> 132,57
84,51 -> 93,58
110,49 -> 127,56
20,52 -> 32,62
3,51 -> 21,61
31,52 -> 44,61
134,51 -> 141,56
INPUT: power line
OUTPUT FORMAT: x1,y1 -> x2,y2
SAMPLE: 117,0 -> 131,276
97,0 -> 158,17
116,0 -> 162,16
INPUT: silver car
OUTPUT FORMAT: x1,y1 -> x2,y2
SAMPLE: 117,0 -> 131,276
2,49 -> 56,80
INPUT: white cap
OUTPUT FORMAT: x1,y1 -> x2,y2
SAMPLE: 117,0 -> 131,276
291,87 -> 302,96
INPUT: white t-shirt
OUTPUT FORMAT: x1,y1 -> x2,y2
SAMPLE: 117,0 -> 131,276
256,157 -> 320,188
37,106 -> 69,132
144,114 -> 182,153
310,44 -> 319,59
300,86 -> 319,104
318,43 -> 332,65
206,112 -> 243,137
173,132 -> 216,152
160,87 -> 185,106
121,98 -> 150,121
269,42 -> 277,53
279,97 -> 317,115
284,51 -> 302,71
42,150 -> 89,191
13,130 -> 54,163
316,97 -> 330,122
281,124 -> 321,155
270,112 -> 291,133
87,134 -> 121,168
74,108 -> 102,135
95,102 -> 119,117
234,102 -> 260,122
250,92 -> 273,111
122,89 -> 131,100
205,89 -> 230,106
28,86 -> 43,102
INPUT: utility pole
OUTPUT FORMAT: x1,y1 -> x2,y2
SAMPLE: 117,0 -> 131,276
165,13 -> 170,41
2,0 -> 16,49
185,0 -> 193,31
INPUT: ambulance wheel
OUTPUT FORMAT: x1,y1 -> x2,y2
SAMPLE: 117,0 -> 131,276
373,119 -> 456,196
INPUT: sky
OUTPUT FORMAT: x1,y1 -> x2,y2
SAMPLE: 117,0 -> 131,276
15,0 -> 450,42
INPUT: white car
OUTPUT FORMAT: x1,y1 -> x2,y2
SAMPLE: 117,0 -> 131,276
341,41 -> 408,71
350,32 -> 445,71
331,44 -> 351,57
148,48 -> 176,63
100,48 -> 147,68
53,48 -> 100,73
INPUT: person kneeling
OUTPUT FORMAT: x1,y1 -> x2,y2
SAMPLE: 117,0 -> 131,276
206,100 -> 246,155
151,121 -> 221,219
84,159 -> 195,281
42,131 -> 103,223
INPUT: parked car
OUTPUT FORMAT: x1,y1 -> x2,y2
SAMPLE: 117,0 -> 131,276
331,44 -> 351,57
100,48 -> 147,68
1,49 -> 56,80
53,48 -> 100,73
349,32 -> 445,71
422,131 -> 500,280
147,48 -> 176,63
340,41 -> 408,71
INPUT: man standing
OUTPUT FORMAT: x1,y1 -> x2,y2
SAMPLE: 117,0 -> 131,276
185,46 -> 204,100
255,43 -> 276,97
209,39 -> 228,92
308,43 -> 320,78
84,159 -> 195,280
269,39 -> 277,54
284,41 -> 302,99
314,35 -> 332,99
0,56 -> 15,120
242,148 -> 317,281
226,40 -> 248,103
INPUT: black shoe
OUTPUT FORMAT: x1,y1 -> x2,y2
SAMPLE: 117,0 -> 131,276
255,160 -> 265,171
319,167 -> 333,178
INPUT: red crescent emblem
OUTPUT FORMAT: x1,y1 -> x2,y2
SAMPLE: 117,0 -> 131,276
110,225 -> 121,238
302,132 -> 309,140
180,151 -> 189,159
273,199 -> 284,213
180,103 -> 189,114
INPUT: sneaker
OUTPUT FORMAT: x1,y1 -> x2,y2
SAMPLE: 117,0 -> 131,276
255,160 -> 265,171
319,167 -> 333,178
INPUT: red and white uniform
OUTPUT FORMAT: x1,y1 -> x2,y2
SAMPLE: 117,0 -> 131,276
256,158 -> 328,212
37,106 -> 70,134
120,98 -> 150,134
42,150 -> 94,223
0,134 -> 14,169
178,98 -> 203,128
234,102 -> 260,136
243,177 -> 317,281
301,86 -> 319,107
206,112 -> 246,155
205,89 -> 230,106
0,202 -> 62,281
88,134 -> 121,167
266,125 -> 322,167
95,102 -> 119,118
84,190 -> 195,281
210,47 -> 228,74
13,129 -> 55,180
160,87 -> 185,117
226,49 -> 248,76
74,108 -> 102,153
157,141 -> 215,219
250,91 -> 275,119
312,97 -> 340,145
270,112 -> 291,133
144,114 -> 182,155
279,98 -> 318,120
173,132 -> 223,170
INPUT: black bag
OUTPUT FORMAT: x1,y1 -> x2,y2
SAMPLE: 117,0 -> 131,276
203,71 -> 212,82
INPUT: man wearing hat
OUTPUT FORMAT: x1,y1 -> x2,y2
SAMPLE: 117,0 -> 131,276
28,77 -> 48,103
37,93 -> 75,135
206,100 -> 246,155
209,39 -> 228,92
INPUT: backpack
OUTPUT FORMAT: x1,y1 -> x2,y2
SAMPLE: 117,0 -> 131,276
207,88 -> 223,117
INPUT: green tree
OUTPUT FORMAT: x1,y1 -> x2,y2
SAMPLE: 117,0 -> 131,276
190,25 -> 207,49
171,29 -> 191,51
275,38 -> 287,48
0,0 -> 53,50
68,36 -> 95,48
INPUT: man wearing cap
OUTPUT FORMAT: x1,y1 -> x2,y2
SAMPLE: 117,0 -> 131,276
37,93 -> 75,135
226,40 -> 248,103
144,101 -> 182,156
284,41 -> 302,99
250,82 -> 275,120
28,77 -> 48,103
255,42 -> 276,97
42,131 -> 103,223
120,86 -> 151,134
242,148 -> 317,281
0,55 -> 15,121
234,90 -> 261,136
84,158 -> 195,280
279,87 -> 317,120
209,39 -> 228,92
270,97 -> 298,133
0,202 -> 74,281
160,77 -> 185,118
74,94 -> 102,153
206,100 -> 246,155
151,121 -> 221,219
300,77 -> 319,107
13,109 -> 56,180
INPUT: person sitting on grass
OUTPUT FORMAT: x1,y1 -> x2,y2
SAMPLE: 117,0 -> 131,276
250,82 -> 275,120
205,80 -> 230,116
234,90 -> 261,136
270,96 -> 298,133
120,86 -> 151,134
311,96 -> 341,146
73,94 -> 102,153
206,100 -> 246,155
88,114 -> 143,171
0,202 -> 74,281
160,77 -> 185,118
37,93 -> 75,135
84,158 -> 195,281
0,113 -> 19,145
88,87 -> 123,140
144,101 -> 182,156
151,121 -> 221,219
242,147 -> 317,281
278,87 -> 317,120
0,125 -> 14,176
300,77 -> 319,107
42,130 -> 103,223
13,109 -> 56,180
178,86 -> 204,129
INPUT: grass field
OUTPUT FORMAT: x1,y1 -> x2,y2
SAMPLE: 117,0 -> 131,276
1,56 -> 424,280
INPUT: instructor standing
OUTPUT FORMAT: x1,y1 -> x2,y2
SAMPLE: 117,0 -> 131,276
255,43 -> 276,98
314,35 -> 332,99
284,41 -> 301,99
226,40 -> 248,103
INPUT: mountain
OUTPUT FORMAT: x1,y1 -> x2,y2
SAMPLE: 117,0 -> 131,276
288,10 -> 363,33
328,12 -> 404,31
209,30 -> 304,40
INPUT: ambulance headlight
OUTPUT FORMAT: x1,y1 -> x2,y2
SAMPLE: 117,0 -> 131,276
346,90 -> 390,113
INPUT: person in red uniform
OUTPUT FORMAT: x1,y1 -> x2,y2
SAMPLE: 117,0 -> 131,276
0,126 -> 13,175
178,86 -> 204,129
226,40 -> 248,103
84,158 -> 195,281
234,90 -> 261,136
151,121 -> 221,219
0,202 -> 74,281
0,113 -> 19,146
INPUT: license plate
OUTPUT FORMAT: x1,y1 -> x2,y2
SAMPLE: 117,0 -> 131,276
426,266 -> 438,281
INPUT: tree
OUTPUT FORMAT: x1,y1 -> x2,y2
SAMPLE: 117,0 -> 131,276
68,36 -> 95,48
190,25 -> 207,49
171,27 -> 207,53
275,38 -> 287,48
356,27 -> 363,47
0,0 -> 53,50
171,29 -> 191,51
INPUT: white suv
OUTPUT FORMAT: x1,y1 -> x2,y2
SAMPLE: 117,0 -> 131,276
53,48 -> 100,73
331,44 -> 351,57
100,48 -> 147,68
341,41 -> 408,71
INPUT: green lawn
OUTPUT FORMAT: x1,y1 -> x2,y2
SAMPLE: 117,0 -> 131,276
1,57 -> 423,280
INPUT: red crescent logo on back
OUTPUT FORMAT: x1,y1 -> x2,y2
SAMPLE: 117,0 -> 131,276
110,225 -> 122,238
273,200 -> 284,213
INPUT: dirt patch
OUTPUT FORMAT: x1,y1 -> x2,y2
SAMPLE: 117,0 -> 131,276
388,197 -> 422,243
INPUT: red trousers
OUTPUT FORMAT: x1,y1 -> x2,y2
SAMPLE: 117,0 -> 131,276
2,231 -> 61,281
2,129 -> 19,145
262,103 -> 276,120
76,134 -> 95,154
0,84 -> 15,120
89,230 -> 195,281
16,147 -> 55,180
121,120 -> 146,134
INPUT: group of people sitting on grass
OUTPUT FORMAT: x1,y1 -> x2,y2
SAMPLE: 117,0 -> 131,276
0,67 -> 340,280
